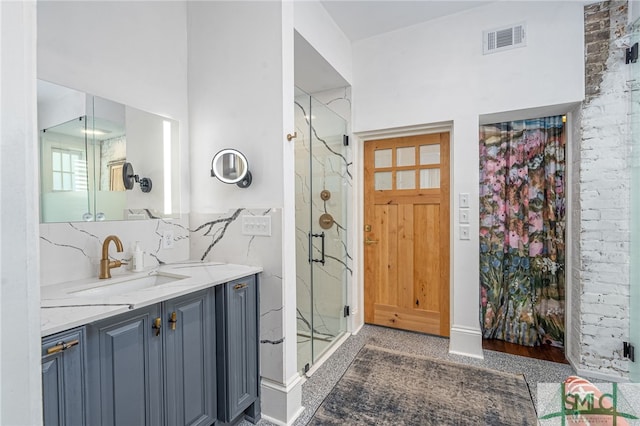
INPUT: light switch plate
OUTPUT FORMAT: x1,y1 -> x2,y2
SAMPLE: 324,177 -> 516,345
459,193 -> 470,208
459,209 -> 470,224
242,215 -> 271,236
459,225 -> 470,240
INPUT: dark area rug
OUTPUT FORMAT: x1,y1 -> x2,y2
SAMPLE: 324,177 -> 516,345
308,345 -> 538,425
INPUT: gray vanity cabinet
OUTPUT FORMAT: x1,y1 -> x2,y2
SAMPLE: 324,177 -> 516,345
84,290 -> 216,426
163,289 -> 216,426
86,304 -> 164,426
44,273 -> 260,426
41,327 -> 87,426
216,275 -> 259,423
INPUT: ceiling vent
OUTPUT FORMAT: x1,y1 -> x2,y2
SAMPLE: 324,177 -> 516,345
483,23 -> 526,55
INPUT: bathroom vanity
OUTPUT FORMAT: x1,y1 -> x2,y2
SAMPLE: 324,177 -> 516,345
40,262 -> 261,426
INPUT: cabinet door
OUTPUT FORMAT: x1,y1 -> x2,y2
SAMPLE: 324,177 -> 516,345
42,327 -> 87,426
42,354 -> 63,426
86,305 -> 163,426
164,289 -> 216,426
216,275 -> 258,422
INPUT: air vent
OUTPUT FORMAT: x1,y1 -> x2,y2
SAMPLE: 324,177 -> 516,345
483,23 -> 526,55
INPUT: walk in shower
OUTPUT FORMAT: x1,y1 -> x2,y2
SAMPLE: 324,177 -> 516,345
295,87 -> 351,373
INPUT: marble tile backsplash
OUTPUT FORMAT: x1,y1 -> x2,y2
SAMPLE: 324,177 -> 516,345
190,208 -> 284,381
40,217 -> 190,286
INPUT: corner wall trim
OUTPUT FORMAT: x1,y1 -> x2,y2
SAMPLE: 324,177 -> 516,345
260,375 -> 305,425
449,325 -> 484,359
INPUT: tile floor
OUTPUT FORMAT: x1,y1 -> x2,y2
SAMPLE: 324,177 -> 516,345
247,324 -> 635,426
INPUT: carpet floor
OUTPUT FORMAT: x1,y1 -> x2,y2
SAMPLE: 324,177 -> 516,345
308,345 -> 538,425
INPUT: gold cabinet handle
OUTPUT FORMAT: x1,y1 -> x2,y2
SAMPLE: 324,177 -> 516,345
233,283 -> 248,290
364,238 -> 379,245
47,339 -> 80,355
169,312 -> 177,331
152,317 -> 162,336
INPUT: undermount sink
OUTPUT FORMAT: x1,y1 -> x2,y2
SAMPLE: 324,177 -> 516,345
68,272 -> 189,297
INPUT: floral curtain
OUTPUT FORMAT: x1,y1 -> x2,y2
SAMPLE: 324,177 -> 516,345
479,116 -> 566,347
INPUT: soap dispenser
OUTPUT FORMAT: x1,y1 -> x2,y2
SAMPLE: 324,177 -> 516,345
132,241 -> 144,272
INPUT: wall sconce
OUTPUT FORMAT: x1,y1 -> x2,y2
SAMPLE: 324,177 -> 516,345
122,162 -> 152,193
210,149 -> 252,188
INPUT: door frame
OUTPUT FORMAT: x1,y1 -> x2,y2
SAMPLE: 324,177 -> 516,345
351,122 -> 454,337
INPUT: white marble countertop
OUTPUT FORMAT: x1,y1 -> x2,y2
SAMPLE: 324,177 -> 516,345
41,261 -> 262,337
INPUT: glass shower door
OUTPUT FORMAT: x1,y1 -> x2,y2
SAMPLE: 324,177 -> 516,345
295,88 -> 349,373
630,20 -> 640,382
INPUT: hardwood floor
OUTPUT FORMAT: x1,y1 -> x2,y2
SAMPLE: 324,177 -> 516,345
483,338 -> 569,364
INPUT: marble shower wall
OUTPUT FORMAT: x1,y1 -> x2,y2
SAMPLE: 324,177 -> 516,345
40,217 -> 190,286
310,87 -> 352,129
190,209 -> 284,382
294,87 -> 353,341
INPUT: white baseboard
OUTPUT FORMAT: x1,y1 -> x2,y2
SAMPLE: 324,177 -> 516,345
566,356 -> 631,383
449,325 -> 484,359
350,322 -> 364,335
260,375 -> 305,425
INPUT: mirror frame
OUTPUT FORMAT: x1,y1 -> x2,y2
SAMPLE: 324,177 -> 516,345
210,149 -> 252,188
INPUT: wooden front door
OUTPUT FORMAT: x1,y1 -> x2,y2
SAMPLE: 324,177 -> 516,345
364,133 -> 450,336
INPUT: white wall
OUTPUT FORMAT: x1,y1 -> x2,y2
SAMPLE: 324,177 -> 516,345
187,3 -> 303,423
631,0 -> 640,23
353,1 -> 584,130
0,2 -> 42,423
352,1 -> 585,356
572,1 -> 633,380
37,1 -> 190,215
294,0 -> 353,86
188,1 -> 285,213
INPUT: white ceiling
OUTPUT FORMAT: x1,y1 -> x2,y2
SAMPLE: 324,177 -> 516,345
320,0 -> 493,42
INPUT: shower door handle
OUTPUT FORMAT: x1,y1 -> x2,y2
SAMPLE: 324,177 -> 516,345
309,232 -> 326,265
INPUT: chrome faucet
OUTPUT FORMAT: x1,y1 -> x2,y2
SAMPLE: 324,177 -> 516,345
99,235 -> 126,279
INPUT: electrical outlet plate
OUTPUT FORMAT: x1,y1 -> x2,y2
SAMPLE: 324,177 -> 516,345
242,215 -> 271,236
459,225 -> 470,240
162,230 -> 174,249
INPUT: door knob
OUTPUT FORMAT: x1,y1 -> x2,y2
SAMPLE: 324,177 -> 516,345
364,238 -> 379,245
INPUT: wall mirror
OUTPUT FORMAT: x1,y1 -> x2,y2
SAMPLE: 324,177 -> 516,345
210,149 -> 252,188
38,80 -> 180,222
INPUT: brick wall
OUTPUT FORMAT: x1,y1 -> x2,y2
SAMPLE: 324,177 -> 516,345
572,0 -> 632,378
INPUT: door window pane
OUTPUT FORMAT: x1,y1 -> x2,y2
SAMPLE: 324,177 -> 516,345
396,147 -> 415,167
420,144 -> 440,165
374,172 -> 392,190
397,170 -> 415,189
420,168 -> 440,188
374,149 -> 392,168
